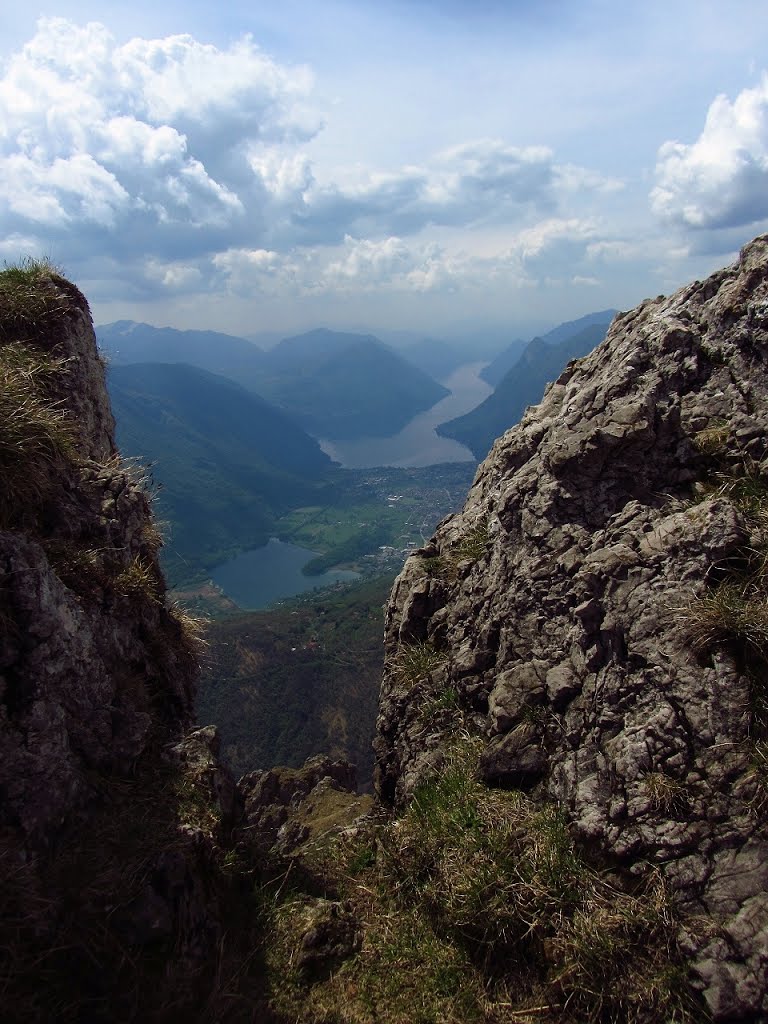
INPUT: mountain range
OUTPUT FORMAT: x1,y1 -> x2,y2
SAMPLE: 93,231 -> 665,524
108,361 -> 332,580
479,309 -> 616,388
102,312 -> 620,581
437,311 -> 616,458
99,322 -> 449,440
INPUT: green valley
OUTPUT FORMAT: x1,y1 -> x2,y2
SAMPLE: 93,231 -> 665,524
176,463 -> 475,611
275,463 -> 476,577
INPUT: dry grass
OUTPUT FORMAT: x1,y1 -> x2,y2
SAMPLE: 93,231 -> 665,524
682,454 -> 768,686
0,340 -> 77,524
113,555 -> 163,603
692,421 -> 730,457
747,741 -> 768,816
0,256 -> 74,344
167,601 -> 209,659
642,772 -> 688,814
265,887 -> 487,1024
682,581 -> 768,663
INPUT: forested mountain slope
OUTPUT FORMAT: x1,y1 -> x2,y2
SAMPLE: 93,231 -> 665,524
108,361 -> 332,580
437,317 -> 615,458
100,322 -> 451,441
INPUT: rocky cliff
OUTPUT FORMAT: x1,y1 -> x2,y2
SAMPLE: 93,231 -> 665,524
6,241 -> 768,1023
0,264 -> 247,1021
0,264 -> 374,1023
375,236 -> 768,1020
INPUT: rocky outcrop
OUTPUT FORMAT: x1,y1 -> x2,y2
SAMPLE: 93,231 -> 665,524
375,235 -> 768,1020
0,267 -> 375,1023
0,268 -> 232,1022
240,754 -> 372,856
0,269 -> 196,860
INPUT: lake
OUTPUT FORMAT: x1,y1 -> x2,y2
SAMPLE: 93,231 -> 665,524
319,362 -> 491,468
210,364 -> 490,607
210,537 -> 360,610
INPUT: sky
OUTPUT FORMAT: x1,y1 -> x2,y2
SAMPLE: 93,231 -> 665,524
2,1 -> 768,344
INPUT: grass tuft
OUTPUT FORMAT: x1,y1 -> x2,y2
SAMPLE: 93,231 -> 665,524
167,602 -> 209,659
642,772 -> 688,814
113,556 -> 163,604
0,257 -> 74,344
418,520 -> 490,583
682,581 -> 768,664
451,521 -> 490,563
692,420 -> 730,457
392,640 -> 448,685
0,341 -> 77,524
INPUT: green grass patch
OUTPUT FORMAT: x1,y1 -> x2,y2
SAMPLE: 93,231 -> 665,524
451,521 -> 490,563
392,640 -> 448,685
257,739 -> 704,1023
420,686 -> 461,723
417,520 -> 490,583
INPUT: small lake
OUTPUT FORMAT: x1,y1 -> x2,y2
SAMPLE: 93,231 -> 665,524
319,362 -> 492,468
210,537 -> 360,610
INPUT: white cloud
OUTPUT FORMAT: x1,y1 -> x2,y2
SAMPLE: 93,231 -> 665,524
0,152 -> 129,226
325,236 -> 415,284
211,246 -> 307,296
651,72 -> 768,229
281,140 -> 614,243
507,217 -> 598,262
0,17 -> 634,314
211,219 -> 605,301
0,17 -> 318,247
144,258 -> 203,292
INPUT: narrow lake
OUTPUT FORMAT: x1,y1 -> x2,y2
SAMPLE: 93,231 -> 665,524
319,361 -> 492,468
210,537 -> 360,610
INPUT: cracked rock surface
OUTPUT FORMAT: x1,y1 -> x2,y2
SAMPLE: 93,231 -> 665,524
375,234 -> 768,1020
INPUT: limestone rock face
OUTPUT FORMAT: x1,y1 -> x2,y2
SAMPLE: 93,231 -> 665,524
0,271 -> 211,1020
0,274 -> 195,861
375,235 -> 768,1020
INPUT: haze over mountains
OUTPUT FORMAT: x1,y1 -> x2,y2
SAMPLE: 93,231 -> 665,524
438,310 -> 617,459
101,309 -> 621,585
400,336 -> 471,377
479,310 -> 617,388
99,322 -> 449,440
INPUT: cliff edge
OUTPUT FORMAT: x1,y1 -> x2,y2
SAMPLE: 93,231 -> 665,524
0,262 -> 371,1023
375,236 -> 768,1020
0,263 -> 240,1021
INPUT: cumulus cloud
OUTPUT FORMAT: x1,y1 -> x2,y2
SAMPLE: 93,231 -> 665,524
0,18 -> 620,309
273,141 -> 616,244
211,218 -> 602,300
506,217 -> 598,263
0,17 -> 318,255
144,258 -> 203,292
651,73 -> 768,229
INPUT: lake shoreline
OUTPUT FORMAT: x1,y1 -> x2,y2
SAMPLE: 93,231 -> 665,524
210,536 -> 361,610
